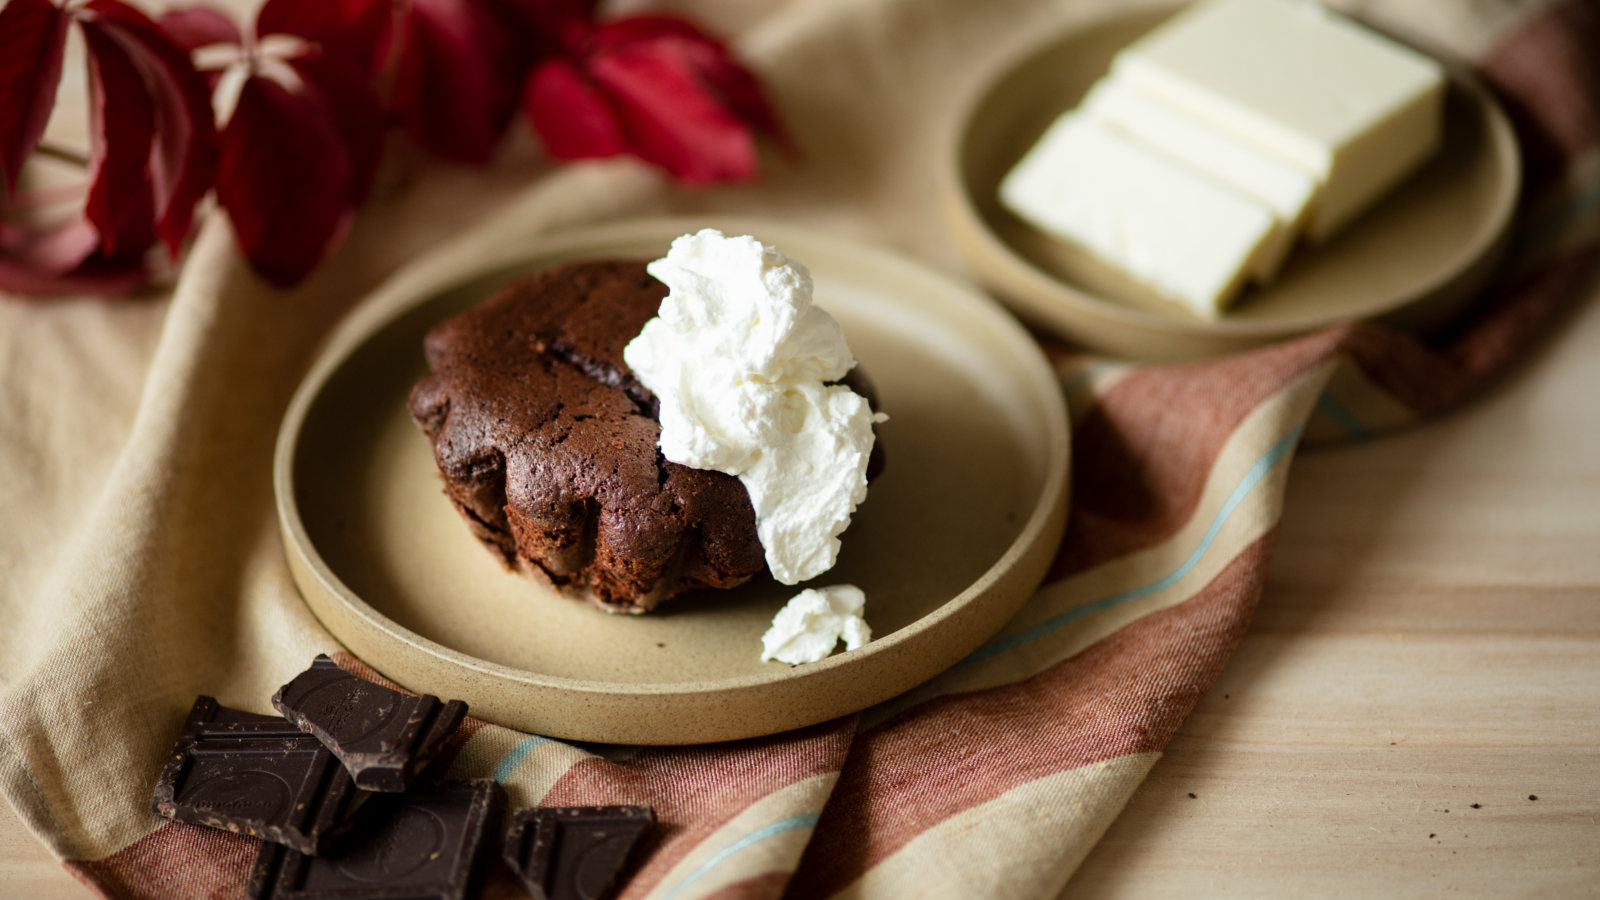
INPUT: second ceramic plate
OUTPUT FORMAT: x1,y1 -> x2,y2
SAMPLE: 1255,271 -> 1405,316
275,218 -> 1070,745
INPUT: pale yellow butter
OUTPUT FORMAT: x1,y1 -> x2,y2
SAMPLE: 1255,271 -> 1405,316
1000,112 -> 1278,316
1113,0 -> 1444,242
1081,77 -> 1315,283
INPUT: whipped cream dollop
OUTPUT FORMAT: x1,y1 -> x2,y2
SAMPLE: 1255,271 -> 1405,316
760,585 -> 872,664
624,229 -> 883,584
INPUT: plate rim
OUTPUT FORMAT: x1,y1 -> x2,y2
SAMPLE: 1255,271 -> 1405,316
273,216 -> 1071,738
938,4 -> 1522,348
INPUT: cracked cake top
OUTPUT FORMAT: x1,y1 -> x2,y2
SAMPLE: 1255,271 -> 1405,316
407,259 -> 766,612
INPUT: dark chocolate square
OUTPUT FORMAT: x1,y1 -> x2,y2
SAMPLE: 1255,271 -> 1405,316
272,655 -> 468,792
248,779 -> 505,900
503,805 -> 655,900
151,696 -> 372,854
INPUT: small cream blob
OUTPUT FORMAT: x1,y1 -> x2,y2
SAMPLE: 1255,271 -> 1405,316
760,585 -> 872,665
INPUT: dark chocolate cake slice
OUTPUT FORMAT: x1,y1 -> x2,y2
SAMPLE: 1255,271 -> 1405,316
408,260 -> 767,612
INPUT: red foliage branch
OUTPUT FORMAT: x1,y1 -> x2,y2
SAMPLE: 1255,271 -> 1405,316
0,0 -> 781,292
528,15 -> 787,184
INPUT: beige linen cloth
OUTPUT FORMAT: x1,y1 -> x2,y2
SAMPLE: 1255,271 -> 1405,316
3,0 -> 1598,897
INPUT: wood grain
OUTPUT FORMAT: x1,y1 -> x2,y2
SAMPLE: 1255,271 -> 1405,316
1066,270 -> 1600,896
0,811 -> 89,899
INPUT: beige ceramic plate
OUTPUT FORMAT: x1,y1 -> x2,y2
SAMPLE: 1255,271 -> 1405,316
275,218 -> 1070,745
941,6 -> 1521,362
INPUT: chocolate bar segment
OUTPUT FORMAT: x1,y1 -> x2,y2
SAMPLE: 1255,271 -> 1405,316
151,696 -> 371,854
247,779 -> 505,900
503,805 -> 655,900
272,655 -> 468,792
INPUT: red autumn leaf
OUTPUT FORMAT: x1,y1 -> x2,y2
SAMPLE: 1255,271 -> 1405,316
80,22 -> 158,257
85,0 -> 220,258
1,0 -> 214,295
524,14 -> 781,184
156,6 -> 241,93
592,16 -> 782,139
523,55 -> 627,159
0,259 -> 148,296
156,4 -> 242,55
522,13 -> 787,180
391,0 -> 524,162
287,52 -> 383,205
0,219 -> 148,296
0,0 -> 71,194
492,0 -> 596,55
0,218 -> 98,274
256,0 -> 393,75
158,0 -> 383,286
215,50 -> 381,285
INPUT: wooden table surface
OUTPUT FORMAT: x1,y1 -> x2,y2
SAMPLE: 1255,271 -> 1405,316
6,284 -> 1598,897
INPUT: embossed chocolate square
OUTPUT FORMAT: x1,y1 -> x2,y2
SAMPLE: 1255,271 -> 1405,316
272,655 -> 468,792
503,805 -> 655,900
248,779 -> 505,900
151,696 -> 372,854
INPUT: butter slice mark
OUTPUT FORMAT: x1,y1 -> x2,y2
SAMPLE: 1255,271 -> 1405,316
1082,76 -> 1317,282
1000,112 -> 1278,316
1111,0 -> 1445,242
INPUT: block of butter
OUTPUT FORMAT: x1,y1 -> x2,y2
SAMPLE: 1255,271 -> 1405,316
1000,112 -> 1279,317
1080,77 -> 1316,283
1112,0 -> 1445,242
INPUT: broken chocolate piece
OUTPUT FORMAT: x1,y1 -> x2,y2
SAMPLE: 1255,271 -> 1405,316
272,655 -> 468,792
247,779 -> 505,900
503,805 -> 655,900
152,696 -> 372,854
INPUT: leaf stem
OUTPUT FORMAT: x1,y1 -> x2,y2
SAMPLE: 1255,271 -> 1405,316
34,143 -> 90,169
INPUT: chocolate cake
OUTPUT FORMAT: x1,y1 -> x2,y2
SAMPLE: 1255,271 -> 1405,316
409,260 -> 771,612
